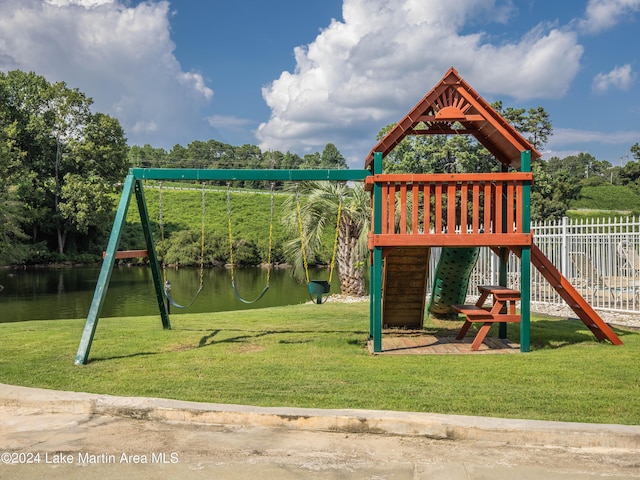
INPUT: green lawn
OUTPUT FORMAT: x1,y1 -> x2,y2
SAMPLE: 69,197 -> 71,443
1,303 -> 638,425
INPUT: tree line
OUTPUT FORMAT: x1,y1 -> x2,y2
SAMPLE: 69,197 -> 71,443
129,141 -> 347,190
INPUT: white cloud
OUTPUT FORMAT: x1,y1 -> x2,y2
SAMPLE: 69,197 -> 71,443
0,0 -> 214,147
592,64 -> 637,92
257,0 -> 583,164
551,128 -> 640,146
45,0 -> 113,6
579,0 -> 640,33
178,72 -> 214,101
544,127 -> 640,161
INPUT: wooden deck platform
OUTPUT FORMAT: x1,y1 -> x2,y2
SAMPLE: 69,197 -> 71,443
367,331 -> 520,355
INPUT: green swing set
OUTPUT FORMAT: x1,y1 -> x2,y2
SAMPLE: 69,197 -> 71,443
76,168 -> 369,365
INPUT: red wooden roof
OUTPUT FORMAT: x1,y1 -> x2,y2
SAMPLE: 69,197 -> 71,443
364,67 -> 541,170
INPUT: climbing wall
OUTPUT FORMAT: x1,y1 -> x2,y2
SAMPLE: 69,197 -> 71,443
427,247 -> 480,317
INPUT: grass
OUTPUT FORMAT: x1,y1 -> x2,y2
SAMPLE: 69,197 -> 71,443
571,184 -> 640,213
1,303 -> 639,425
123,187 -> 291,254
119,184 -> 336,263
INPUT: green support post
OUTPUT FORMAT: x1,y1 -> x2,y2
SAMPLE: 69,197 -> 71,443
75,174 -> 136,365
371,152 -> 383,352
134,180 -> 170,329
520,151 -> 532,352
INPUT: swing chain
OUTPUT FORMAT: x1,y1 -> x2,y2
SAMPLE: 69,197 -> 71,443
296,188 -> 342,287
328,200 -> 342,284
296,189 -> 311,285
227,182 -> 274,303
266,181 -> 275,284
227,183 -> 235,284
200,182 -> 206,287
158,181 -> 206,309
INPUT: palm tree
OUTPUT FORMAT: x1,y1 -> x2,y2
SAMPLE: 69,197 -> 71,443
283,181 -> 370,296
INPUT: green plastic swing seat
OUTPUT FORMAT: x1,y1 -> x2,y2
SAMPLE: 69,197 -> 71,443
308,280 -> 331,304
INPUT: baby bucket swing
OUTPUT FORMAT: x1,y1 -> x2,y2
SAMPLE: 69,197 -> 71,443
296,191 -> 341,304
158,181 -> 206,311
226,182 -> 274,304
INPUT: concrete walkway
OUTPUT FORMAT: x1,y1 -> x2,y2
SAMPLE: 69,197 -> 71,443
1,383 -> 639,479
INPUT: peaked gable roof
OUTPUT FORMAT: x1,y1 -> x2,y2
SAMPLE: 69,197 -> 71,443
364,67 -> 541,170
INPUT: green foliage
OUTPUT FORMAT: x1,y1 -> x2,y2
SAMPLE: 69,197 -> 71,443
0,305 -> 638,424
492,101 -> 553,151
320,142 -> 348,169
619,159 -> 640,186
0,101 -> 28,263
380,129 -> 498,174
0,69 -> 128,261
531,159 -> 582,221
545,152 -> 611,181
281,182 -> 369,294
570,184 -> 640,211
59,174 -> 113,234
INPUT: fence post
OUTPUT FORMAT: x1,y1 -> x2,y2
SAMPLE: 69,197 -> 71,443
561,216 -> 569,275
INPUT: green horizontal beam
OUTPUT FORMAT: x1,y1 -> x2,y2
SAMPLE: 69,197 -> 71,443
130,168 -> 371,182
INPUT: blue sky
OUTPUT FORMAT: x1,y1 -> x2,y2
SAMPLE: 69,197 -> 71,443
0,0 -> 639,168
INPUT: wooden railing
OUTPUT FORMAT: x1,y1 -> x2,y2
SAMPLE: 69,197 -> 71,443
366,173 -> 533,248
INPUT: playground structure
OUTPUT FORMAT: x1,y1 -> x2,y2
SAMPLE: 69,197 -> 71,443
75,67 -> 622,365
364,67 -> 621,352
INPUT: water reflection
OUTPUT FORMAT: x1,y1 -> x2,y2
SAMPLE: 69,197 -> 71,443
0,266 -> 340,322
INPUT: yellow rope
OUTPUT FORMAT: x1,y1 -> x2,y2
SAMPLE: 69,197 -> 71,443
227,183 -> 274,292
227,185 -> 235,284
266,183 -> 275,284
296,193 -> 310,284
199,182 -> 205,287
160,181 -> 206,287
328,200 -> 342,284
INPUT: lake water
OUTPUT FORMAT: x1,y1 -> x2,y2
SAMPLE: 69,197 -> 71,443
0,265 -> 343,323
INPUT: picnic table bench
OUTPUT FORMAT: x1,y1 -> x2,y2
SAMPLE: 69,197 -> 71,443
453,285 -> 521,351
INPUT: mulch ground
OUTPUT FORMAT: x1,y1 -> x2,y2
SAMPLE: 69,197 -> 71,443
368,329 -> 520,355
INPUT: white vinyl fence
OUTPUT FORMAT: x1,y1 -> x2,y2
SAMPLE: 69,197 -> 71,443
426,216 -> 640,314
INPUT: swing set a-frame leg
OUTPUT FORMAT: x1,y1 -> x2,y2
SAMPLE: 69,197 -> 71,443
75,175 -> 169,365
134,180 -> 170,329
